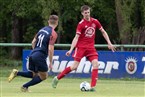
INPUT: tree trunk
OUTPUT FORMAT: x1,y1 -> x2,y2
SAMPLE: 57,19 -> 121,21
115,0 -> 133,45
11,13 -> 22,60
115,0 -> 123,37
115,0 -> 126,44
138,27 -> 145,51
57,6 -> 63,43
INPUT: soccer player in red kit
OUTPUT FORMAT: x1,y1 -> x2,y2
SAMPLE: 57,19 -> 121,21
52,5 -> 116,91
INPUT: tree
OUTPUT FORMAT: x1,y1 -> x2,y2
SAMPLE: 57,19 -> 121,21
6,0 -> 42,59
38,0 -> 81,43
115,0 -> 145,50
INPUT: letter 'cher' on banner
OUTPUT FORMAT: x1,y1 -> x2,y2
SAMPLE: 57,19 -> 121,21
23,50 -> 145,78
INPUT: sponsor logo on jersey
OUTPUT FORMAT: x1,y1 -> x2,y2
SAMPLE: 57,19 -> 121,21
85,27 -> 95,38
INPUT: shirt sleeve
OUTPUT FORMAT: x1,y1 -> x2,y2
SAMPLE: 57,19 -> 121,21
76,23 -> 82,35
95,19 -> 103,30
49,30 -> 58,45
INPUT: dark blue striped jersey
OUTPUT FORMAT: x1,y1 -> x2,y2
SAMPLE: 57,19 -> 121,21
31,26 -> 52,55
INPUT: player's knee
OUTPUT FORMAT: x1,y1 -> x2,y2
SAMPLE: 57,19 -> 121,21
40,75 -> 48,80
38,72 -> 48,80
92,65 -> 98,69
70,66 -> 78,70
42,76 -> 48,80
70,61 -> 80,70
92,63 -> 99,68
92,60 -> 99,69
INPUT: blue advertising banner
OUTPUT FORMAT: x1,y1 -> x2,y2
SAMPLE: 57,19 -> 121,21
23,50 -> 145,78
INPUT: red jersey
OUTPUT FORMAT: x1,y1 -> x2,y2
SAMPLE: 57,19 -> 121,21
76,17 -> 102,48
49,29 -> 58,45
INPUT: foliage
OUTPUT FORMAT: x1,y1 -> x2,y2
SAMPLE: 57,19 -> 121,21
0,56 -> 22,67
0,0 -> 145,59
141,0 -> 145,25
115,0 -> 145,46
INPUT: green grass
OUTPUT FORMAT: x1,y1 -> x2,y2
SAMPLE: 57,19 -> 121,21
0,66 -> 145,97
0,76 -> 145,97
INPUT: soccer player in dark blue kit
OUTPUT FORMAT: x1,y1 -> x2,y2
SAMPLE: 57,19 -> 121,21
8,15 -> 58,92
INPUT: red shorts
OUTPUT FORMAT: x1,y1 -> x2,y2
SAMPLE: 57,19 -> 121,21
72,47 -> 98,62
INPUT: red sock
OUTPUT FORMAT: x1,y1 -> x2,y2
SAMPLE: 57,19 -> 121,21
91,69 -> 98,87
57,67 -> 71,80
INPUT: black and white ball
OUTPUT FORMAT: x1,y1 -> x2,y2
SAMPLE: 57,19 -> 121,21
80,81 -> 91,91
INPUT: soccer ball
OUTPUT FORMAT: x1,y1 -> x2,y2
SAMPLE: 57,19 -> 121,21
80,81 -> 91,91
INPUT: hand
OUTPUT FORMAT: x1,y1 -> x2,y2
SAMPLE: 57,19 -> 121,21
49,63 -> 53,71
108,44 -> 116,52
66,50 -> 72,56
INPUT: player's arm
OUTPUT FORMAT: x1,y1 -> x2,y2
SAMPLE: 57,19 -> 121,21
48,31 -> 57,69
66,22 -> 81,56
94,19 -> 116,52
100,28 -> 116,52
70,34 -> 79,52
31,34 -> 37,49
48,44 -> 54,65
66,34 -> 79,56
100,28 -> 112,45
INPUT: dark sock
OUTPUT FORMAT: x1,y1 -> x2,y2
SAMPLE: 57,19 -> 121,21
17,71 -> 33,78
23,76 -> 42,88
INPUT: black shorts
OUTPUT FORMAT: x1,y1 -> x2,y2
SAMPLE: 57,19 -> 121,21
28,51 -> 48,72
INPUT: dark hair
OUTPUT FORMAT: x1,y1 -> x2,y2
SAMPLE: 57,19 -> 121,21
49,15 -> 59,25
81,5 -> 90,12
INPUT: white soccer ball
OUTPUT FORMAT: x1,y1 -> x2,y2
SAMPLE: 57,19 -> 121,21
80,81 -> 91,91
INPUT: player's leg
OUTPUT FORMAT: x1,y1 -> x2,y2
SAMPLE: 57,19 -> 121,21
57,47 -> 84,80
90,59 -> 98,91
17,56 -> 34,78
52,61 -> 80,88
86,48 -> 99,92
8,69 -> 34,82
21,52 -> 48,92
8,69 -> 18,82
17,71 -> 33,78
8,57 -> 34,82
52,47 -> 84,88
57,61 -> 80,79
21,71 -> 48,92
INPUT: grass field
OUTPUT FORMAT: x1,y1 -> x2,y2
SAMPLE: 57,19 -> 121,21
0,67 -> 145,97
0,77 -> 144,97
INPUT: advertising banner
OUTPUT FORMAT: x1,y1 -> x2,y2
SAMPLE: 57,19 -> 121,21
23,50 -> 145,78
